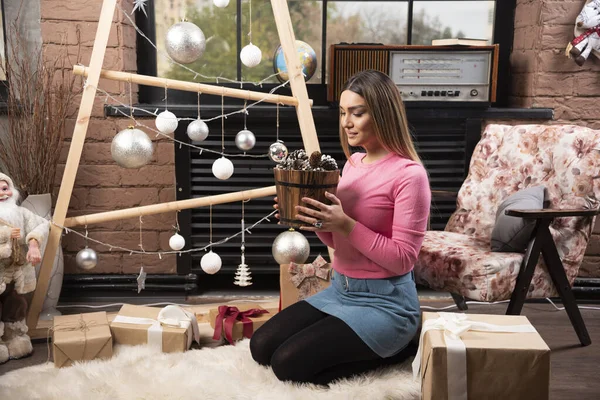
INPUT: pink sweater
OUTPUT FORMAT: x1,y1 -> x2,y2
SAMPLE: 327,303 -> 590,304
316,152 -> 431,279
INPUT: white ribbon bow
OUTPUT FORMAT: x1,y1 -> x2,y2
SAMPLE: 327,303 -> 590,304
113,305 -> 200,350
412,312 -> 537,400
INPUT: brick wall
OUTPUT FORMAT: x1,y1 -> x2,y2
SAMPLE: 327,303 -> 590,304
41,0 -> 177,275
508,0 -> 600,277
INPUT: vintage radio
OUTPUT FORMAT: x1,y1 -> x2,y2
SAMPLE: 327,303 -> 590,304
328,44 -> 499,103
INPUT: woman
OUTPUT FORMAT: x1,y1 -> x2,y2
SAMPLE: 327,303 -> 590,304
250,70 -> 431,386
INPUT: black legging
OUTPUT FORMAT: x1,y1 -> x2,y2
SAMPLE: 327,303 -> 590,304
250,300 -> 417,386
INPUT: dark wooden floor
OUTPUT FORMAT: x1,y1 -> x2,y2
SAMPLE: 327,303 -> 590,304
1,299 -> 599,399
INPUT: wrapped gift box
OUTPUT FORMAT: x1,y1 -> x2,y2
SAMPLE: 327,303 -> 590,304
279,255 -> 331,311
110,304 -> 199,353
415,312 -> 551,400
209,303 -> 273,344
52,311 -> 113,368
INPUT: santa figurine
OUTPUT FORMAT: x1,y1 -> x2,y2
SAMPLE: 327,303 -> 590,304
0,172 -> 49,364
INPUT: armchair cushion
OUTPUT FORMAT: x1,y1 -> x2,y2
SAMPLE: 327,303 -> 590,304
490,186 -> 546,252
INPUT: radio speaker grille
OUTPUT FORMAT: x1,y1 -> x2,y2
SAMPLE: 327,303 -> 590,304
328,47 -> 389,102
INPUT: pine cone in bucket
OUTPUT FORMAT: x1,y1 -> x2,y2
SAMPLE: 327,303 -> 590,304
273,150 -> 339,228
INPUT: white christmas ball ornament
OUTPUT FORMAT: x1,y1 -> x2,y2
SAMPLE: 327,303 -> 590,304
169,233 -> 186,251
235,129 -> 256,151
165,21 -> 206,64
76,248 -> 98,270
156,110 -> 178,134
272,229 -> 310,265
187,119 -> 209,141
201,250 -> 222,274
213,0 -> 229,8
212,157 -> 234,180
111,127 -> 154,169
240,43 -> 262,68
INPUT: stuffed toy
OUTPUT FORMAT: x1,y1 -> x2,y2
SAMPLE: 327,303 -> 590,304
0,172 -> 49,364
567,0 -> 600,65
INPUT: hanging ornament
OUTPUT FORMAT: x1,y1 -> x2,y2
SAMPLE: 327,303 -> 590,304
212,157 -> 234,180
240,43 -> 262,68
235,129 -> 256,151
169,233 -> 185,251
187,119 -> 209,142
213,0 -> 230,8
132,0 -> 149,16
269,140 -> 288,163
201,250 -> 222,274
234,200 -> 252,286
111,127 -> 154,169
155,110 -> 178,134
165,21 -> 206,64
272,228 -> 310,265
76,248 -> 98,270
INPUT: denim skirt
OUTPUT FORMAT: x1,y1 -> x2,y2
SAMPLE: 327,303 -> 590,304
305,270 -> 420,358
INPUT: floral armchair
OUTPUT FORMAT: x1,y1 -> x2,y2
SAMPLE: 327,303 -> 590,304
415,124 -> 600,346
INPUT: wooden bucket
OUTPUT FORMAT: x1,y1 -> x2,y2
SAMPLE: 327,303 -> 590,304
274,168 -> 340,228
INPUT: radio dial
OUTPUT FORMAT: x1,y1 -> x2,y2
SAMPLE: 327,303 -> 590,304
470,89 -> 479,97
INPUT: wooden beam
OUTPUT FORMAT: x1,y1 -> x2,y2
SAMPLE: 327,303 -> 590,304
270,0 -> 320,154
26,0 -> 118,331
73,65 -> 312,107
64,186 -> 276,227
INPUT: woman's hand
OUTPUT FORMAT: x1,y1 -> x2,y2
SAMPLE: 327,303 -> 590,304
27,239 -> 42,265
295,191 -> 356,236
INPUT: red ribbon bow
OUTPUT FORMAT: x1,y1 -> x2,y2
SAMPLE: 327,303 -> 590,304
212,306 -> 269,345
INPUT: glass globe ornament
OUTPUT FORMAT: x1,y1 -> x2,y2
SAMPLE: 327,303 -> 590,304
169,233 -> 186,251
111,127 -> 154,169
235,129 -> 256,151
187,119 -> 209,142
165,21 -> 206,64
240,43 -> 262,68
268,140 -> 288,163
76,248 -> 98,270
213,0 -> 229,8
273,40 -> 318,83
272,229 -> 310,265
201,250 -> 222,274
212,156 -> 234,180
155,110 -> 178,134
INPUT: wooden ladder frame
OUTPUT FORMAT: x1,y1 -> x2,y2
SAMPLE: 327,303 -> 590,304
27,0 -> 322,335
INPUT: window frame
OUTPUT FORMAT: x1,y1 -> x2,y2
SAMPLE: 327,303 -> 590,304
136,0 -> 515,107
0,0 -> 10,106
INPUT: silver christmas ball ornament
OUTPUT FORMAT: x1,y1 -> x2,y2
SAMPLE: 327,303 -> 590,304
213,0 -> 229,7
169,233 -> 186,251
212,156 -> 234,180
201,250 -> 222,274
165,21 -> 206,64
272,229 -> 310,265
235,129 -> 256,151
76,248 -> 98,270
155,110 -> 178,134
240,43 -> 262,68
111,127 -> 154,169
268,140 -> 288,163
187,119 -> 209,142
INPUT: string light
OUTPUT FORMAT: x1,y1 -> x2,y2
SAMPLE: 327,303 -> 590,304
54,210 -> 276,257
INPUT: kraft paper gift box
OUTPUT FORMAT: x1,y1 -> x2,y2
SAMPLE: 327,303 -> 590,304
413,312 -> 551,400
209,303 -> 273,344
110,304 -> 200,353
279,255 -> 331,311
52,311 -> 113,368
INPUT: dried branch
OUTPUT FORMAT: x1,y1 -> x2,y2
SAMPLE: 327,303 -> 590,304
0,18 -> 82,199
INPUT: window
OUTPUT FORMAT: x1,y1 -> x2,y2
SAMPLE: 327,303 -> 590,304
138,0 -> 512,106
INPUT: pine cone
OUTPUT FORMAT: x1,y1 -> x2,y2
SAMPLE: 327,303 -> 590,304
319,155 -> 338,171
309,151 -> 322,168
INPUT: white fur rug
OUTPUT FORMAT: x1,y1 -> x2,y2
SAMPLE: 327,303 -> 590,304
0,340 -> 420,400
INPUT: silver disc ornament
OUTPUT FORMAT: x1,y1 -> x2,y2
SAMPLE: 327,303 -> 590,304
111,127 -> 154,169
165,21 -> 206,64
187,119 -> 209,141
235,129 -> 256,151
76,248 -> 98,270
268,140 -> 288,163
272,229 -> 310,265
